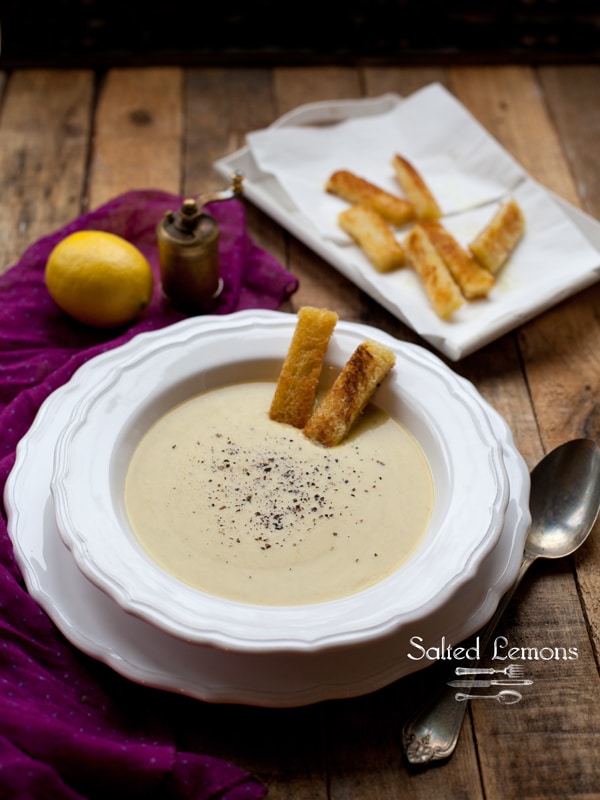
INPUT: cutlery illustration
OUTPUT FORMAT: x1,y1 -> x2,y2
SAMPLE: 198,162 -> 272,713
455,664 -> 525,678
448,679 -> 532,688
455,690 -> 522,705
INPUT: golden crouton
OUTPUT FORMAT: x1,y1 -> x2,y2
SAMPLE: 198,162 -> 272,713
404,225 -> 463,319
304,339 -> 396,448
326,170 -> 415,226
421,221 -> 495,300
392,154 -> 442,221
270,307 -> 338,429
469,198 -> 525,274
338,204 -> 405,273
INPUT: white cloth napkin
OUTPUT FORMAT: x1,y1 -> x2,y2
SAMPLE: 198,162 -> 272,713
246,83 -> 527,242
240,82 -> 600,359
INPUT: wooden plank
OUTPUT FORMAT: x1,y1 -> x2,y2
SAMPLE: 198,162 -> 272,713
88,67 -> 183,209
539,65 -> 600,220
448,65 -> 600,800
443,64 -> 590,456
183,66 -> 288,276
523,65 -> 600,449
326,679 -> 483,800
483,731 -> 600,797
0,69 -> 94,273
450,67 -> 599,456
446,65 -> 586,466
178,65 -> 328,798
175,64 -> 599,799
449,64 -> 580,206
273,66 -> 362,117
1,60 -> 599,800
177,64 -> 485,799
267,65 -> 485,800
270,66 -> 375,322
472,563 -> 600,798
534,63 -> 600,701
363,65 -> 450,97
184,67 -> 275,194
270,66 -> 411,330
360,69 -> 543,469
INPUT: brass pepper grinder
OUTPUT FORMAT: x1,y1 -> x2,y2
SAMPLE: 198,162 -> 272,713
157,171 -> 244,314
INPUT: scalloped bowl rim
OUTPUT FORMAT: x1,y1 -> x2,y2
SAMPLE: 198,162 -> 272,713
50,310 -> 512,653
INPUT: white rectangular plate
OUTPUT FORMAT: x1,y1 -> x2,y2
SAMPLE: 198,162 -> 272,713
215,87 -> 600,360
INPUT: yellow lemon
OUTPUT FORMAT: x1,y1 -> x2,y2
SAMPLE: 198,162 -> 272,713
45,230 -> 154,328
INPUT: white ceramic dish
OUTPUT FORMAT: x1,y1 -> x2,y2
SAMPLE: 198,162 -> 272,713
51,311 -> 512,652
4,313 -> 530,706
214,91 -> 600,361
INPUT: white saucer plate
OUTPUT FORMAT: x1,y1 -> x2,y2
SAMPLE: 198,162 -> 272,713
5,311 -> 531,706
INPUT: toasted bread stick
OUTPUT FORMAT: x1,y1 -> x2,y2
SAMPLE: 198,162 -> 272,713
392,154 -> 442,221
469,198 -> 525,274
421,221 -> 495,300
326,170 -> 415,226
338,204 -> 405,273
269,307 -> 338,429
404,225 -> 463,319
304,339 -> 396,448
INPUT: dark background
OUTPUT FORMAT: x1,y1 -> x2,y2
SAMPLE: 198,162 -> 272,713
1,0 -> 599,67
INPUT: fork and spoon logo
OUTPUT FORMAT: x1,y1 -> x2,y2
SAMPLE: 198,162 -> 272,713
448,663 -> 531,705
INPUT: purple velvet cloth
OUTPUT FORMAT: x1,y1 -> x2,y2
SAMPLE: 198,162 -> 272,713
0,190 -> 298,799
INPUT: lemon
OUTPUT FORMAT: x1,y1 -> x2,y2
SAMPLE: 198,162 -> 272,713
45,230 -> 154,328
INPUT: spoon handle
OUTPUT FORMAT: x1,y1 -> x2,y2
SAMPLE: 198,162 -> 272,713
402,551 -> 536,765
455,690 -> 522,705
454,692 -> 495,702
455,667 -> 494,675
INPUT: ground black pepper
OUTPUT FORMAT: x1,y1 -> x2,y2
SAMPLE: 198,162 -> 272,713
179,431 -> 387,554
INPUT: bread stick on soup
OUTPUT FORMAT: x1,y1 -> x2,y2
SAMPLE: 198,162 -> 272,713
269,307 -> 338,429
421,221 -> 495,299
304,339 -> 396,448
404,224 -> 463,319
392,154 -> 442,221
326,170 -> 415,226
469,198 -> 525,274
338,204 -> 405,273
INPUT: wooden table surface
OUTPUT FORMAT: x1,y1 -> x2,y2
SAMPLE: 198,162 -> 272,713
1,62 -> 600,798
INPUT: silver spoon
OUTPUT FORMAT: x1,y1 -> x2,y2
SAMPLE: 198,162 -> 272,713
455,689 -> 523,705
402,438 -> 600,765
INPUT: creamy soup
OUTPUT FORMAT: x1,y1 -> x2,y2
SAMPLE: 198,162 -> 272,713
124,381 -> 433,606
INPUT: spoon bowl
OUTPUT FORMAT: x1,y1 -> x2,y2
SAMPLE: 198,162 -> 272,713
454,689 -> 523,705
495,689 -> 523,705
527,438 -> 600,561
478,438 -> 600,641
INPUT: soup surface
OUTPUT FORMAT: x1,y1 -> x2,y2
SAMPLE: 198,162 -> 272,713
124,381 -> 433,605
